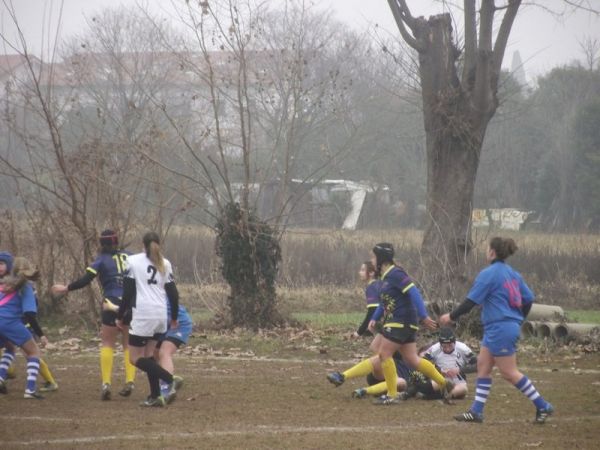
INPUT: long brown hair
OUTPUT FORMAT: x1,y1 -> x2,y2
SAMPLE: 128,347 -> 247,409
489,236 -> 518,260
143,232 -> 165,275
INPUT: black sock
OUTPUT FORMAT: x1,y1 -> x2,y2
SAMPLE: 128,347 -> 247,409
135,357 -> 161,398
135,357 -> 174,397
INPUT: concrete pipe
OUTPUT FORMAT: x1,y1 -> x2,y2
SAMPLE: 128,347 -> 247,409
521,321 -> 538,337
527,304 -> 565,321
554,323 -> 600,342
536,322 -> 561,339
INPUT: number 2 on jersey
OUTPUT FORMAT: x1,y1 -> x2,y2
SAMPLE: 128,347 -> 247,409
147,265 -> 158,285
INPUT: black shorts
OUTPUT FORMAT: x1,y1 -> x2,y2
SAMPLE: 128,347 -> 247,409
381,324 -> 417,344
128,333 -> 164,348
101,298 -> 131,327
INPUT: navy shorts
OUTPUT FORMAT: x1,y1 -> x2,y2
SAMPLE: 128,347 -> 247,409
381,323 -> 417,344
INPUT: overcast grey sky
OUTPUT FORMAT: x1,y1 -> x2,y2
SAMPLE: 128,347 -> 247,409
2,0 -> 599,80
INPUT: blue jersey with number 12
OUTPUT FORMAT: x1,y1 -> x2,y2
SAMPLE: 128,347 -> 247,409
466,260 -> 534,326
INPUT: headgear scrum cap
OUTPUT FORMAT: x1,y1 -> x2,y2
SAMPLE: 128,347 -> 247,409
99,229 -> 119,247
372,242 -> 394,265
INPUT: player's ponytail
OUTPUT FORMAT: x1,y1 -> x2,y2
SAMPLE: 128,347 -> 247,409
489,236 -> 518,261
143,231 -> 165,275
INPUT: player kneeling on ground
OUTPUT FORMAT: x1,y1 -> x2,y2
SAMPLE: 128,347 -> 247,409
405,328 -> 477,401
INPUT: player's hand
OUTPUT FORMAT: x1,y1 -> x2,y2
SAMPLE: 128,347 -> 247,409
40,335 -> 49,348
51,284 -> 68,296
367,320 -> 377,333
420,316 -> 438,331
444,367 -> 460,377
439,313 -> 453,326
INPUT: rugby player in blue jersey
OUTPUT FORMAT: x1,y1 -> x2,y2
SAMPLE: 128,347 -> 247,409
350,261 -> 382,338
52,230 -> 136,400
0,253 -> 44,399
440,237 -> 554,424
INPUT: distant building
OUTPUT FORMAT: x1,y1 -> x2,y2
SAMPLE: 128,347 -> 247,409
510,51 -> 527,87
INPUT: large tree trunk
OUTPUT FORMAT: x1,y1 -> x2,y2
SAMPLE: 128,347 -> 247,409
404,12 -> 496,306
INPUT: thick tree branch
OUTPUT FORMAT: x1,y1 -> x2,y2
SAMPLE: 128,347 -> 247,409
492,0 -> 522,87
461,0 -> 477,86
473,0 -> 495,114
387,0 -> 423,51
396,0 -> 419,30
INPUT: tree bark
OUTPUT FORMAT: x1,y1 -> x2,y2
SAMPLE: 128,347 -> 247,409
409,14 -> 492,304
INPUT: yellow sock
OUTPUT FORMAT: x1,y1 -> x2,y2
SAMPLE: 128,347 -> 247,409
39,359 -> 56,384
365,381 -> 387,396
100,346 -> 114,385
381,357 -> 398,397
342,358 -> 374,381
7,362 -> 15,378
416,358 -> 446,386
124,349 -> 136,383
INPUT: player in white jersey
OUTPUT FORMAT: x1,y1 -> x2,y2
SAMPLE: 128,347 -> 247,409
116,231 -> 179,407
404,328 -> 477,400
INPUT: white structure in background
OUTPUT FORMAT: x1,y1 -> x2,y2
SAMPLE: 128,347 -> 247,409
319,180 -> 384,230
472,208 -> 535,231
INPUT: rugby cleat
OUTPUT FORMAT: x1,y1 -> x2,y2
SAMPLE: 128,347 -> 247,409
352,388 -> 367,399
24,391 -> 44,400
139,395 -> 166,407
164,383 -> 177,405
39,381 -> 59,392
172,375 -> 184,391
118,382 -> 135,397
326,371 -> 345,387
101,383 -> 111,401
454,410 -> 483,423
373,394 -> 401,405
535,403 -> 554,424
400,382 -> 419,400
0,379 -> 7,394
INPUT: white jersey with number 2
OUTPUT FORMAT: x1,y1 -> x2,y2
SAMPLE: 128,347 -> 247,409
124,252 -> 174,320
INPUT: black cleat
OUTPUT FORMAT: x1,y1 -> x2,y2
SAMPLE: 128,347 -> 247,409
535,403 -> 554,424
326,371 -> 345,387
454,410 -> 483,423
101,383 -> 111,401
118,382 -> 134,397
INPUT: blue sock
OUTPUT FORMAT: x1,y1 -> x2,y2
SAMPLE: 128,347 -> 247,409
26,357 -> 40,393
515,375 -> 548,410
470,377 -> 492,415
160,380 -> 169,397
0,350 -> 15,381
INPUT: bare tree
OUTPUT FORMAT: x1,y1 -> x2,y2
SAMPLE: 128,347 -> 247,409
0,4 -> 184,315
131,0 -> 366,328
578,35 -> 600,71
386,0 -> 598,306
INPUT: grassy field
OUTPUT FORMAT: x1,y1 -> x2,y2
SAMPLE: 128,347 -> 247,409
566,310 -> 600,324
1,327 -> 600,449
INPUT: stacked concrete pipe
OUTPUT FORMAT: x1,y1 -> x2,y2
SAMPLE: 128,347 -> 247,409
520,304 -> 599,342
554,323 -> 600,342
